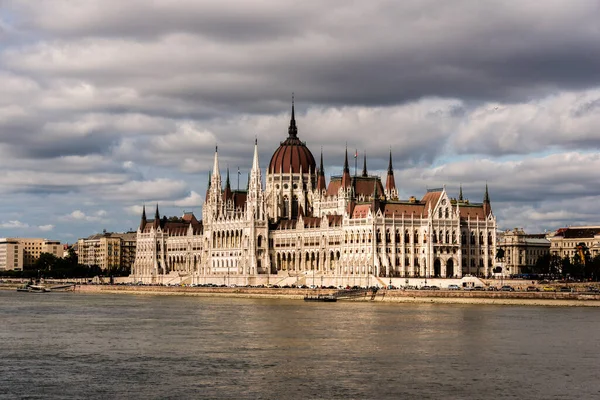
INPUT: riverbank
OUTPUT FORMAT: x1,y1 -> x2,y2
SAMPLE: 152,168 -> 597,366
77,284 -> 600,307
3,283 -> 600,306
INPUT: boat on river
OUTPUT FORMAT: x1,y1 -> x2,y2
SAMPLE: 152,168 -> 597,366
17,284 -> 51,293
303,294 -> 337,302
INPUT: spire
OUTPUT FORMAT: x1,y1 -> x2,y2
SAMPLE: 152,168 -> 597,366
252,137 -> 260,171
459,184 -> 463,201
317,148 -> 326,192
288,94 -> 298,138
343,146 -> 349,173
362,151 -> 368,177
341,146 -> 352,189
385,148 -> 397,199
319,147 -> 325,176
483,183 -> 492,217
223,167 -> 232,201
153,204 -> 160,228
139,205 -> 147,231
212,145 -> 221,179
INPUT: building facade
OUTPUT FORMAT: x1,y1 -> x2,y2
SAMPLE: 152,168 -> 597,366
0,238 -> 24,271
8,238 -> 64,268
496,228 -> 550,275
547,226 -> 600,260
132,104 -> 497,284
77,231 -> 137,271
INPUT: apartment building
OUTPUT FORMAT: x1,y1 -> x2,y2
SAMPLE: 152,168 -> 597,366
0,238 -> 24,271
77,231 -> 137,271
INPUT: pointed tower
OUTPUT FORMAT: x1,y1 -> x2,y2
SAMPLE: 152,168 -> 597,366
223,167 -> 232,202
385,149 -> 398,200
483,183 -> 492,217
153,204 -> 160,229
139,205 -> 147,231
362,151 -> 368,177
459,184 -> 463,201
205,172 -> 211,201
316,148 -> 327,193
341,146 -> 352,190
210,146 -> 223,203
248,138 -> 265,220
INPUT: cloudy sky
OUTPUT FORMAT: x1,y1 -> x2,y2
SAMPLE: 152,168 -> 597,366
1,0 -> 600,242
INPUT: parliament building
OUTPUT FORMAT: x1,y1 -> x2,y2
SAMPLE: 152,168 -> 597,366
132,103 -> 497,285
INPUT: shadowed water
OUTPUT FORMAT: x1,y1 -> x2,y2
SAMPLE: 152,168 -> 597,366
0,291 -> 599,399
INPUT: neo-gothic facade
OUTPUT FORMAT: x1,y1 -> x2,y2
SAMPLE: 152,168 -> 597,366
132,104 -> 497,284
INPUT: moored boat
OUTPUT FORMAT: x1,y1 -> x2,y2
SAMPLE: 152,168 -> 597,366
304,294 -> 337,302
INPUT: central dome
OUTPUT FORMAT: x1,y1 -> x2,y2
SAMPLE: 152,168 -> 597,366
268,103 -> 316,174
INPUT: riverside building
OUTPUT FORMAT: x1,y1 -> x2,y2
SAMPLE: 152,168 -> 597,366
132,103 -> 497,285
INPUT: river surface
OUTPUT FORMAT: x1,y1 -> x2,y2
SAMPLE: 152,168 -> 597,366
0,291 -> 598,399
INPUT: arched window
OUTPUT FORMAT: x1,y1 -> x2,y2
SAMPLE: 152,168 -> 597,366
414,230 -> 419,244
438,208 -> 442,218
445,208 -> 449,218
432,231 -> 437,243
282,195 -> 289,218
292,195 -> 299,219
445,231 -> 450,243
405,230 -> 410,243
470,232 -> 475,245
257,235 -> 262,248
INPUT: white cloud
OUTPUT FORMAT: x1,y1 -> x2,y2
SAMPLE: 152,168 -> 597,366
0,220 -> 29,229
38,224 -> 55,231
172,191 -> 203,208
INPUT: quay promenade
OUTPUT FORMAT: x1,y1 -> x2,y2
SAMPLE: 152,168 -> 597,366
3,279 -> 600,306
73,284 -> 600,307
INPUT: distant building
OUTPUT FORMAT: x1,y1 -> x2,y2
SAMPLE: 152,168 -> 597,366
497,229 -> 550,275
77,231 -> 137,271
6,238 -> 64,268
546,226 -> 600,260
0,238 -> 24,271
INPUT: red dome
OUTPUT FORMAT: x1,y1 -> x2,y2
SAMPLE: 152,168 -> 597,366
269,137 -> 316,174
268,102 -> 316,174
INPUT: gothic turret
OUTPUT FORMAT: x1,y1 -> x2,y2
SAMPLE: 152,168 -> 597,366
361,151 -> 368,177
223,167 -> 232,202
139,205 -> 147,231
385,149 -> 397,200
316,148 -> 327,193
153,204 -> 160,229
341,146 -> 352,189
483,183 -> 492,217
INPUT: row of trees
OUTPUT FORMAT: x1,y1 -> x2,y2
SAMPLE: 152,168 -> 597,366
0,248 -> 131,279
526,243 -> 600,281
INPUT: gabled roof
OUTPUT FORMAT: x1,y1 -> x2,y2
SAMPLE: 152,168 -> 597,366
458,205 -> 486,220
420,189 -> 443,216
352,204 -> 372,219
382,203 -> 426,217
326,214 -> 343,227
302,217 -> 321,228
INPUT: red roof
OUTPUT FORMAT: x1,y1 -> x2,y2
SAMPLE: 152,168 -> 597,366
268,137 -> 316,174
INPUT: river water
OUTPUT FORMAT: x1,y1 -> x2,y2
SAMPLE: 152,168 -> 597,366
0,291 -> 598,399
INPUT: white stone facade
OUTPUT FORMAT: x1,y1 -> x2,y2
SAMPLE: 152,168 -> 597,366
132,110 -> 496,285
